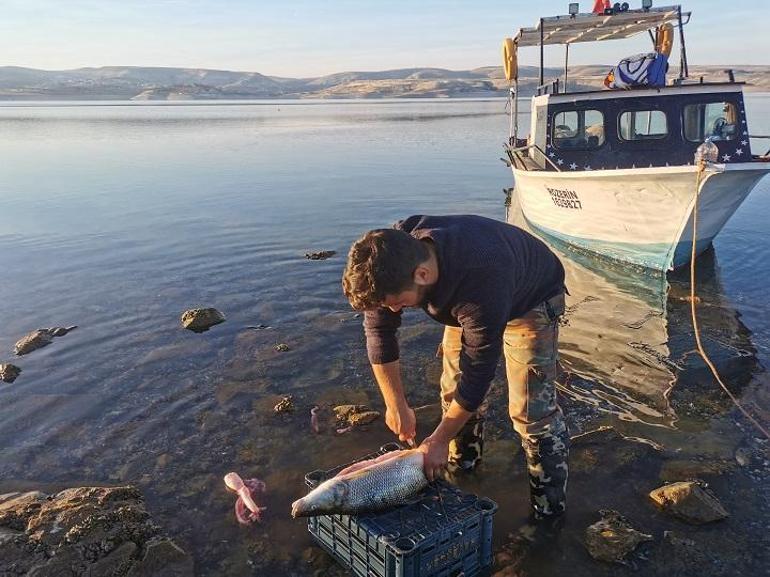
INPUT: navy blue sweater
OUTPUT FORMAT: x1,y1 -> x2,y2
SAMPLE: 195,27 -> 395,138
363,215 -> 565,412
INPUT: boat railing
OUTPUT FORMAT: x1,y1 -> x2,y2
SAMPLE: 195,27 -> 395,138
505,143 -> 562,172
536,79 -> 561,97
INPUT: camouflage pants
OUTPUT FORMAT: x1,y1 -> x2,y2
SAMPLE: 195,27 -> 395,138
440,292 -> 569,517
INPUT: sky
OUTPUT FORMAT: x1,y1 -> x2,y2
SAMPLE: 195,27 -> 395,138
1,0 -> 768,76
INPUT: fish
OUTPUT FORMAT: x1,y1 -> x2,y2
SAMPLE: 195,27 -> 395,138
291,449 -> 428,518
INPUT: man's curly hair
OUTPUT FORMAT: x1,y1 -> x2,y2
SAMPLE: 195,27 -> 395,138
342,229 -> 429,311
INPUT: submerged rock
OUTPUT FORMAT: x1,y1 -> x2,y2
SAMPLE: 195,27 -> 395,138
333,404 -> 381,428
14,326 -> 77,356
0,485 -> 192,577
181,308 -> 225,332
274,343 -> 291,352
274,395 -> 294,413
649,481 -> 729,524
0,363 -> 22,383
348,411 -> 380,427
333,404 -> 369,421
304,250 -> 336,260
584,509 -> 652,563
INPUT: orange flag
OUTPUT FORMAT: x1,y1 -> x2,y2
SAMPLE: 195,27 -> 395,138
593,0 -> 610,14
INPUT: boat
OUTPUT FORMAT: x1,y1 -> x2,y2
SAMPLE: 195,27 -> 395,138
502,2 -> 770,271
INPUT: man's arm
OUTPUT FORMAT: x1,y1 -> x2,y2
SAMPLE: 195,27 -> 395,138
371,361 -> 416,445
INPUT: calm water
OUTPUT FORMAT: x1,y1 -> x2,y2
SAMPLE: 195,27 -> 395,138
1,97 -> 769,576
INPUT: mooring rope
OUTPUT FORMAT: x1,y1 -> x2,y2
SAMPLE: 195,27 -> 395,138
690,162 -> 770,439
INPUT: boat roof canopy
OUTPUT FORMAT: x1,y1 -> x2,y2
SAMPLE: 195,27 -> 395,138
514,5 -> 689,47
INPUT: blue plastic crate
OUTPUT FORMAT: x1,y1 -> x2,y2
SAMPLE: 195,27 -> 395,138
304,443 -> 498,577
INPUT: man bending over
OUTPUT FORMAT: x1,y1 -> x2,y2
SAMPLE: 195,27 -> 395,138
342,214 -> 570,519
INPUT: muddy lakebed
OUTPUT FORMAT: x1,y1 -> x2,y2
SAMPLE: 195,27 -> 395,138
1,99 -> 769,576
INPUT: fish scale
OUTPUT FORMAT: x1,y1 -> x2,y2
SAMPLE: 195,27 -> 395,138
345,453 -> 427,511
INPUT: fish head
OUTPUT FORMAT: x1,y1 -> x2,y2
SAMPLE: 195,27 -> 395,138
291,477 -> 349,518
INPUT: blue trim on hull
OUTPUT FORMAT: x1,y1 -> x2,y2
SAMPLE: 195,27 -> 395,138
529,220 -> 713,271
671,237 -> 714,268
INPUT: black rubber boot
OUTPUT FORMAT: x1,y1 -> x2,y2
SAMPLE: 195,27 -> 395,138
447,416 -> 485,473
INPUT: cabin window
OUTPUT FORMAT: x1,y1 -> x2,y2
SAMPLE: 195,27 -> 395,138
619,110 -> 668,140
552,110 -> 605,150
683,102 -> 738,142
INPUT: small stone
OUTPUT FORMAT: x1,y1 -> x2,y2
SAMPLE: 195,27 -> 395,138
274,343 -> 290,352
735,447 -> 752,467
0,363 -> 22,383
14,330 -> 53,356
347,411 -> 381,427
333,404 -> 369,421
649,481 -> 728,524
13,327 -> 77,356
180,308 -> 225,333
584,509 -> 652,563
274,395 -> 294,413
304,250 -> 336,260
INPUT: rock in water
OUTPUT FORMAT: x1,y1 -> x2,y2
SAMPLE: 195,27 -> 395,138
181,308 -> 225,332
649,481 -> 728,524
304,250 -> 336,260
348,411 -> 380,427
274,395 -> 294,413
15,330 -> 52,355
333,404 -> 369,421
0,486 -> 192,576
584,510 -> 652,563
0,364 -> 22,383
291,450 -> 427,517
13,326 -> 77,356
333,404 -> 381,427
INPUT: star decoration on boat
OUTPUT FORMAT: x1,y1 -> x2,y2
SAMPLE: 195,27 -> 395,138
557,158 -> 564,166
722,154 -> 732,161
548,151 -> 556,158
741,140 -> 748,146
735,148 -> 743,156
584,165 -> 592,171
569,162 -> 577,170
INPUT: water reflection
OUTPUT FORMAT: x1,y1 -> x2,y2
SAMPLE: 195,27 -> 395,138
510,204 -> 758,431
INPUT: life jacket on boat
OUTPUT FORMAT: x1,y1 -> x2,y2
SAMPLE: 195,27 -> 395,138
592,0 -> 610,14
604,51 -> 669,89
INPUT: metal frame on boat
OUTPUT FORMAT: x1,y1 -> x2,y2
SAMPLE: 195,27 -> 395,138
502,3 -> 770,271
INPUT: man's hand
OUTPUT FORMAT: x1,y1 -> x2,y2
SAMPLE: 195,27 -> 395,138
417,435 -> 450,482
417,399 -> 473,481
385,404 -> 416,446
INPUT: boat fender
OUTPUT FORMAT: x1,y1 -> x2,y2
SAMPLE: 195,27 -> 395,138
656,23 -> 674,57
502,37 -> 518,81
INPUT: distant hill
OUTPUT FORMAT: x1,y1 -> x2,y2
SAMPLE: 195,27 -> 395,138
0,64 -> 767,100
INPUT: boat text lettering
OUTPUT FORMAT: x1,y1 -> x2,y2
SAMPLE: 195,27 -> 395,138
546,187 -> 582,210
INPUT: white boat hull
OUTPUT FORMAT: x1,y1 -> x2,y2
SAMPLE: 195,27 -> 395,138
510,163 -> 770,271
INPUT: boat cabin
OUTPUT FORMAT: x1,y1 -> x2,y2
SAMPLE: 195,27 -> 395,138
529,83 -> 752,171
503,3 -> 765,172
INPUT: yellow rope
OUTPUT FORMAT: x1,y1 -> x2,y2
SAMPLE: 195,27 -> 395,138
690,162 -> 770,439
